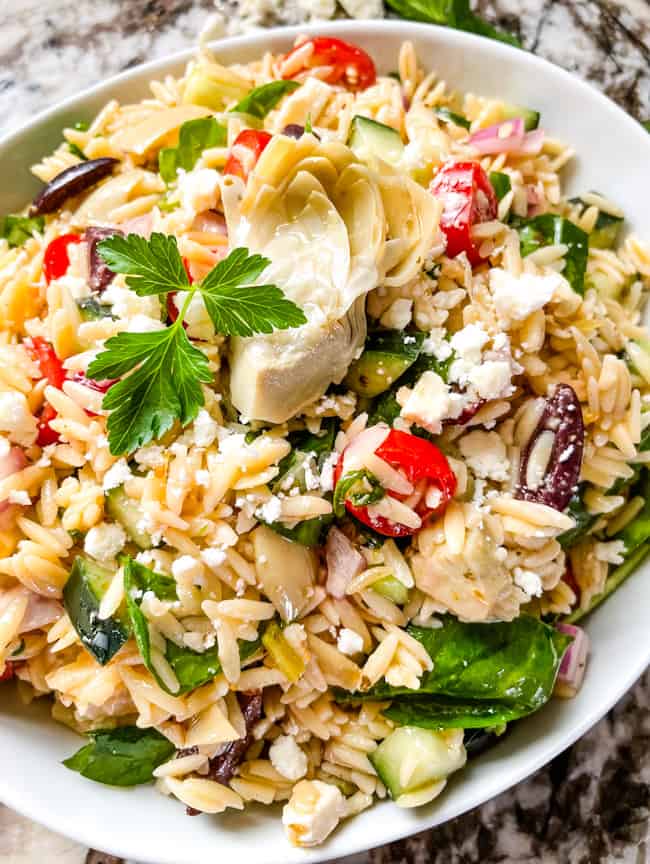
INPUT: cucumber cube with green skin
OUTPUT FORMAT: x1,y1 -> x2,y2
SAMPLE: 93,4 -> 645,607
433,107 -> 471,130
370,726 -> 467,807
76,297 -> 114,321
501,103 -> 540,131
347,115 -> 405,167
345,330 -> 424,398
105,486 -> 153,550
569,195 -> 624,250
63,557 -> 129,665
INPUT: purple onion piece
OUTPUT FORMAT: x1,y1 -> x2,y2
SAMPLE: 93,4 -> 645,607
516,383 -> 584,512
282,123 -> 321,141
85,226 -> 123,293
30,158 -> 119,216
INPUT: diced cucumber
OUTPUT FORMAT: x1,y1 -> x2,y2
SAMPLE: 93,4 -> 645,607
105,486 -> 153,550
347,115 -> 405,167
433,106 -> 471,130
372,575 -> 410,605
569,195 -> 624,250
63,556 -> 129,665
626,339 -> 650,385
370,726 -> 466,807
77,297 -> 114,321
501,103 -> 540,131
345,331 -> 424,398
183,64 -> 249,111
489,171 -> 511,202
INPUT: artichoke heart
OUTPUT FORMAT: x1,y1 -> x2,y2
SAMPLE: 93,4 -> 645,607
222,136 -> 439,423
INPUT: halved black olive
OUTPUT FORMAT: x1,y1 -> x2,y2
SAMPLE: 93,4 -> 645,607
85,226 -> 123,293
30,158 -> 119,216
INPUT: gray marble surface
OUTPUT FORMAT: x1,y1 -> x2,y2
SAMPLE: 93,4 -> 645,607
1,1 -> 649,863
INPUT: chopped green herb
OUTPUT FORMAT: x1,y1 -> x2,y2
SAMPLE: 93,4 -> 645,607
489,171 -> 512,202
158,116 -> 226,184
517,215 -> 589,295
333,470 -> 384,518
434,106 -> 471,130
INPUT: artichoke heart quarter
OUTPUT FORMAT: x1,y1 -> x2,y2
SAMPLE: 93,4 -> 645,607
224,136 -> 436,423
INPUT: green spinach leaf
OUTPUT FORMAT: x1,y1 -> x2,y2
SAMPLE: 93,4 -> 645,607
262,515 -> 333,547
516,215 -> 589,295
489,171 -> 511,202
124,557 -> 260,695
63,726 -> 174,786
158,116 -> 227,184
386,0 -> 521,47
333,470 -> 384,518
384,695 -> 531,729
231,80 -> 300,119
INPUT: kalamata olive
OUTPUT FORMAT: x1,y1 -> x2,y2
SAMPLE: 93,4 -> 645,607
30,158 -> 119,216
516,383 -> 584,512
282,123 -> 320,141
84,226 -> 122,293
206,690 -> 262,785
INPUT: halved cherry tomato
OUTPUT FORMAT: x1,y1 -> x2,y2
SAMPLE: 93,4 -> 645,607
223,130 -> 273,183
429,162 -> 497,267
26,337 -> 66,388
36,403 -> 60,446
280,37 -> 376,91
334,428 -> 456,538
0,662 -> 15,682
42,233 -> 83,284
71,372 -> 116,394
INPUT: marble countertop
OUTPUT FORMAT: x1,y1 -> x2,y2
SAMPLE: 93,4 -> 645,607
1,2 -> 649,863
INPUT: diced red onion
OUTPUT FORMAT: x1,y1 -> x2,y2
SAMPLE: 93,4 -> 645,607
556,622 -> 590,697
325,526 -> 365,599
469,119 -> 544,156
19,595 -> 63,633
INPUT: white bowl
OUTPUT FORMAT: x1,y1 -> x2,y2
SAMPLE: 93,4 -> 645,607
1,19 -> 649,864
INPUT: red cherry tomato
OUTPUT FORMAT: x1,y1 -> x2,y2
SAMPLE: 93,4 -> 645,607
334,428 -> 457,537
42,233 -> 83,284
281,37 -> 376,91
36,403 -> 60,447
0,662 -> 15,682
430,162 -> 497,267
223,130 -> 273,183
26,337 -> 66,389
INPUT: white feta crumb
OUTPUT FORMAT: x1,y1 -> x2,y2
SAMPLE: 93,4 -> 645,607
126,313 -> 166,333
135,550 -> 155,566
425,486 -> 443,509
380,298 -> 413,331
513,567 -> 543,597
177,168 -> 221,216
84,522 -> 127,562
257,495 -> 282,524
319,452 -> 339,493
8,490 -> 31,506
282,780 -> 346,848
192,409 -> 219,448
269,735 -> 309,782
200,547 -> 226,570
337,628 -> 363,656
0,392 -> 37,447
398,370 -> 451,434
134,445 -> 166,468
450,323 -> 489,363
467,360 -> 513,401
102,458 -> 133,491
459,431 -> 510,482
490,269 -> 564,323
421,328 -> 453,361
171,555 -> 200,579
594,540 -> 625,565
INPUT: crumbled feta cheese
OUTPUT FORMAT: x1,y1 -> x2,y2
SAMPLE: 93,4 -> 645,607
283,780 -> 346,848
134,445 -> 166,468
490,269 -> 564,323
101,283 -> 160,321
84,522 -> 127,562
102,459 -> 133,491
467,360 -> 513,401
8,490 -> 31,506
459,431 -> 510,482
337,628 -> 363,656
0,392 -> 37,447
269,735 -> 309,782
594,540 -> 625,565
200,547 -> 226,570
177,168 -> 221,216
380,298 -> 413,331
450,323 -> 489,362
513,567 -> 543,597
398,371 -> 451,434
171,555 -> 200,580
257,495 -> 282,524
421,328 -> 453,361
319,452 -> 339,493
126,313 -> 166,333
192,409 -> 219,448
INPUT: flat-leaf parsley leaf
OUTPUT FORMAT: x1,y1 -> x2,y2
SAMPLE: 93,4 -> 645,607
89,233 -> 307,455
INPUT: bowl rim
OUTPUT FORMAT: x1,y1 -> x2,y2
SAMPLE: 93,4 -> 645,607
1,17 -> 649,864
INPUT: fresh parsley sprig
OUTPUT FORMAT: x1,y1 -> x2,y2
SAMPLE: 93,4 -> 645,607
88,233 -> 307,456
